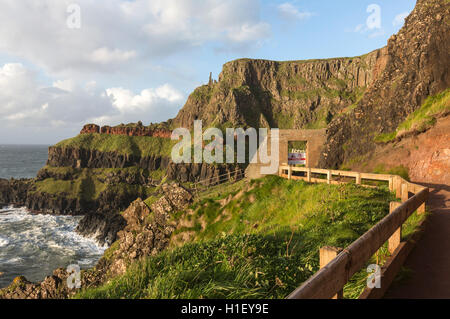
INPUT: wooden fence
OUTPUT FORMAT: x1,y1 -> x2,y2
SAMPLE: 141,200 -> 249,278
191,168 -> 244,196
278,165 -> 428,299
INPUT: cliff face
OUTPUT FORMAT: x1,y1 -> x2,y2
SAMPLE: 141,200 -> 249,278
47,146 -> 170,171
320,0 -> 450,168
0,174 -> 149,217
0,145 -> 244,219
174,48 -> 388,130
47,146 -> 243,184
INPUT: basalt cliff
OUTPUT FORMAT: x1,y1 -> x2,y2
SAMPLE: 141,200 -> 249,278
174,48 -> 388,130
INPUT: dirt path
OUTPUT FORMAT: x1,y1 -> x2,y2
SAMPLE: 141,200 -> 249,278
385,183 -> 450,299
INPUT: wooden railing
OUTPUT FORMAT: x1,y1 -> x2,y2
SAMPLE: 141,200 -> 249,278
192,169 -> 244,196
278,165 -> 428,299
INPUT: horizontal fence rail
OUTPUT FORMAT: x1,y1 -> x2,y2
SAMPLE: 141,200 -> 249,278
278,165 -> 428,299
191,169 -> 244,195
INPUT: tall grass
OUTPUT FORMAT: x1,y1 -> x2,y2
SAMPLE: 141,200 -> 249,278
76,176 -> 397,299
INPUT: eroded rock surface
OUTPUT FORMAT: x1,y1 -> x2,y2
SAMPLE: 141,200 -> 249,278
108,183 -> 193,276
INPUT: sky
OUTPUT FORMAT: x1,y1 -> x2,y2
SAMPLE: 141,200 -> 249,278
0,0 -> 416,144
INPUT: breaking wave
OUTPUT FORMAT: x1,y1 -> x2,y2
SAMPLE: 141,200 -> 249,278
0,206 -> 106,288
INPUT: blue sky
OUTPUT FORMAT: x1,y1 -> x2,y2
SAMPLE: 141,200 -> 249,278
196,0 -> 415,88
0,0 -> 416,144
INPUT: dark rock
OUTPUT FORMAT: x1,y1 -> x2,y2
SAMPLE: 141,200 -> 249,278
0,269 -> 73,299
108,183 -> 193,277
76,212 -> 127,246
0,178 -> 32,205
46,146 -> 172,172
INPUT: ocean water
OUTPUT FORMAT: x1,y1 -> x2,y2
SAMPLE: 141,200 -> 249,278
0,144 -> 50,179
0,145 -> 106,288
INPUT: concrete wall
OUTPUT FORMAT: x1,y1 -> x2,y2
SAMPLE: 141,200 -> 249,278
245,128 -> 327,179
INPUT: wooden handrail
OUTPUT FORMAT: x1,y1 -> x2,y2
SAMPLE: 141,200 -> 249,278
279,166 -> 428,299
279,165 -> 395,182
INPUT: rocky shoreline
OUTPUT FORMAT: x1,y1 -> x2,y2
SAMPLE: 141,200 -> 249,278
0,183 -> 193,299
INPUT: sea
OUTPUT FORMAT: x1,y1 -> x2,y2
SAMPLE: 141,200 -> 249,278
0,145 -> 106,288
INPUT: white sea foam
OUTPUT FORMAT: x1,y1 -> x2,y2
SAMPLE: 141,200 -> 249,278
5,257 -> 23,264
0,206 -> 106,288
0,236 -> 9,247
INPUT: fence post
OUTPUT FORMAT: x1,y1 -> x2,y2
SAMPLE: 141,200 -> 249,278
401,183 -> 408,202
388,202 -> 402,254
394,177 -> 402,198
415,185 -> 426,215
319,246 -> 343,299
356,173 -> 361,185
307,168 -> 311,183
288,165 -> 292,180
388,177 -> 394,192
327,170 -> 331,184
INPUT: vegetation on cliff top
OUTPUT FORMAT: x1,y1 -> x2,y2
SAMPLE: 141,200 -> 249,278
374,83 -> 450,143
75,175 -> 421,299
55,133 -> 175,157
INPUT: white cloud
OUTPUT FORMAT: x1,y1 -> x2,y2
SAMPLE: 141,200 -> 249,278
53,79 -> 76,92
89,48 -> 137,65
351,23 -> 385,39
0,63 -> 112,128
393,12 -> 409,27
368,29 -> 385,38
0,0 -> 270,77
277,3 -> 313,21
0,1 -> 269,143
94,84 -> 184,125
0,63 -> 184,134
226,23 -> 271,44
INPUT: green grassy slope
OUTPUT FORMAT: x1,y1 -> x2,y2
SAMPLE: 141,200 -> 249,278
74,175 -> 426,299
